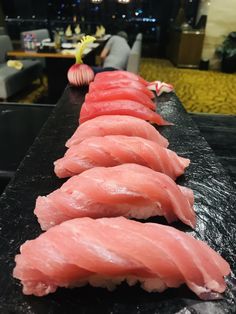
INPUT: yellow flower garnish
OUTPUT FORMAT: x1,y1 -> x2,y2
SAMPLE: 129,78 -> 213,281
75,35 -> 96,64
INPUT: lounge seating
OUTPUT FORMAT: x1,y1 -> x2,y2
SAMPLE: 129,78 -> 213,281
126,33 -> 142,74
136,33 -> 143,41
0,27 -> 6,35
0,35 -> 42,100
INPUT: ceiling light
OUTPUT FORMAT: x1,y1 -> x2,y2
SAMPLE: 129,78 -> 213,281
91,0 -> 103,3
118,0 -> 130,4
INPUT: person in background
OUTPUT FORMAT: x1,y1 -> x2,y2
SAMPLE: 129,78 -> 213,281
93,31 -> 130,74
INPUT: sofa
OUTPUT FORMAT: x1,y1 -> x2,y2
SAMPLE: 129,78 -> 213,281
126,33 -> 142,74
0,27 -> 6,35
0,35 -> 42,100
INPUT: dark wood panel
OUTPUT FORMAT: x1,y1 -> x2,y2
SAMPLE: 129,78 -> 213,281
167,29 -> 205,68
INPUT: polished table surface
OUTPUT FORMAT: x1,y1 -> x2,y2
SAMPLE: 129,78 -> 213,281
8,50 -> 78,59
7,36 -> 109,59
7,48 -> 92,59
0,86 -> 235,313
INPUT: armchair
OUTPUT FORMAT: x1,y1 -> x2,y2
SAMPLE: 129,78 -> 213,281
126,33 -> 142,74
0,26 -> 6,35
0,35 -> 42,100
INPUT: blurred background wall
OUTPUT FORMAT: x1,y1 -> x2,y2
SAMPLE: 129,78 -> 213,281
0,2 -> 5,27
200,0 -> 236,69
1,0 -> 200,57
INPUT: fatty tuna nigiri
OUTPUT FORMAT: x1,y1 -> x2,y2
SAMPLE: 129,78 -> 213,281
55,135 -> 190,179
35,164 -> 195,230
89,80 -> 154,99
66,115 -> 169,148
85,87 -> 156,110
13,217 -> 230,299
94,70 -> 148,86
79,100 -> 172,125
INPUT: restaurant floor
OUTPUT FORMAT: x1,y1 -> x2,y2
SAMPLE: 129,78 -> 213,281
140,58 -> 236,114
3,58 -> 236,115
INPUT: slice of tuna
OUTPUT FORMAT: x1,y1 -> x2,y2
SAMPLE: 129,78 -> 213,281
13,217 -> 230,299
85,87 -> 156,110
55,135 -> 189,179
35,164 -> 195,230
79,100 -> 172,125
94,70 -> 148,86
66,115 -> 169,148
89,80 -> 154,99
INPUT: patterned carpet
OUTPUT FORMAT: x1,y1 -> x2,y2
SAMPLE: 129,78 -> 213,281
3,58 -> 236,114
140,58 -> 236,114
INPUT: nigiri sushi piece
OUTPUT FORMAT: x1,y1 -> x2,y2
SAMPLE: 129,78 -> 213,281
66,115 -> 169,148
79,100 -> 172,125
85,87 -> 156,110
94,71 -> 174,97
35,164 -> 195,230
94,70 -> 148,86
89,79 -> 154,99
13,217 -> 230,299
54,135 -> 190,179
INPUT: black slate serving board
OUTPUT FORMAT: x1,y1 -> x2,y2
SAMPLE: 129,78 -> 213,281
0,86 -> 235,314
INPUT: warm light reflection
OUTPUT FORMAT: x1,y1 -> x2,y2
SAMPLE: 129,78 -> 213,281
118,0 -> 130,3
91,0 -> 103,3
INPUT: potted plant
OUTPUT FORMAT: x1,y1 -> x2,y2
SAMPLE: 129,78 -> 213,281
216,32 -> 236,73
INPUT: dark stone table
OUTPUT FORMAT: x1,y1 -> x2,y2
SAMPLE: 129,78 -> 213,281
0,86 -> 235,314
190,113 -> 236,187
0,103 -> 53,194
